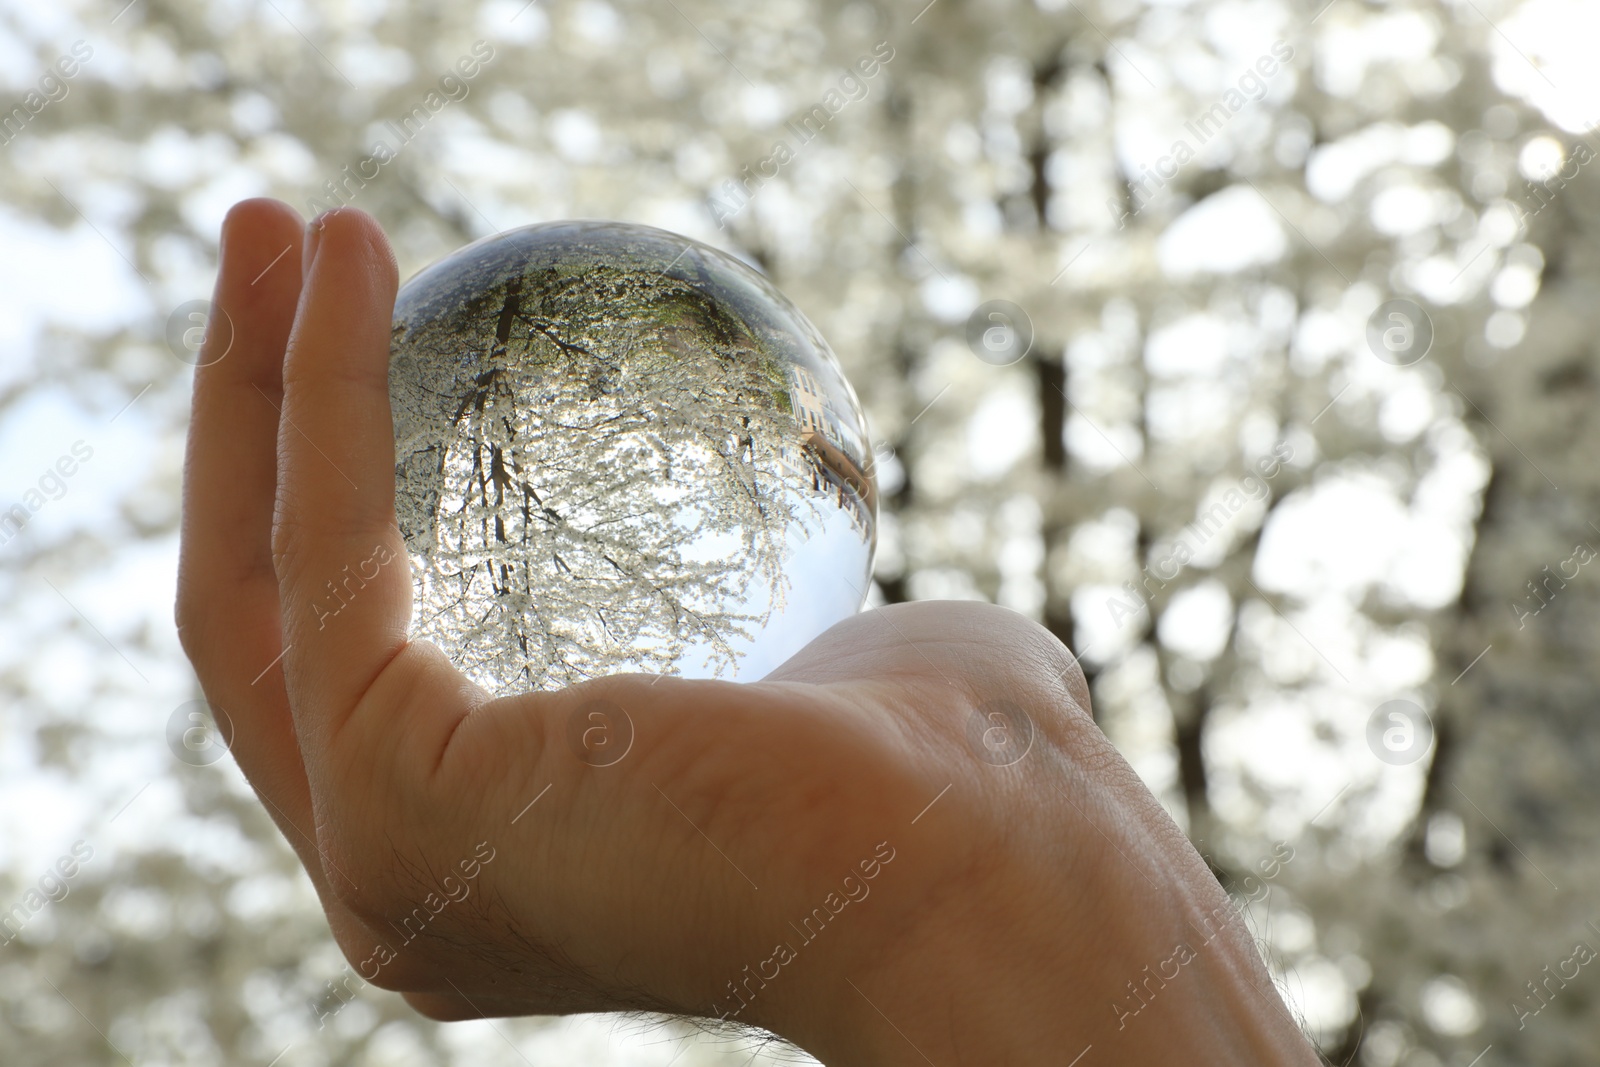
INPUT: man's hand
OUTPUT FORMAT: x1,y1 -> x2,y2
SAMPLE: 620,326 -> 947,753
176,198 -> 1322,1066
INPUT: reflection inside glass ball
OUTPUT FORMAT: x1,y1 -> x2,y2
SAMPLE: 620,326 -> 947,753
390,221 -> 876,693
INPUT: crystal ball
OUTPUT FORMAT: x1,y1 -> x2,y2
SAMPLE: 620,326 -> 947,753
389,221 -> 876,693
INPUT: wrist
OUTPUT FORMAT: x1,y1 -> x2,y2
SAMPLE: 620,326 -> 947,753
788,824 -> 1321,1066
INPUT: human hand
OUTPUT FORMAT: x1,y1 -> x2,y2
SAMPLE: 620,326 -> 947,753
177,199 -> 1322,1066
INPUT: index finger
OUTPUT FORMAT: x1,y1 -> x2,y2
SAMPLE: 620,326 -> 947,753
271,208 -> 412,746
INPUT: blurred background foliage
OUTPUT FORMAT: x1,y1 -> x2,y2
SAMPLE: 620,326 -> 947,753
0,0 -> 1596,1063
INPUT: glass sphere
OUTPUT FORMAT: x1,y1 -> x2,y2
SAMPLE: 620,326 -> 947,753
389,221 -> 876,693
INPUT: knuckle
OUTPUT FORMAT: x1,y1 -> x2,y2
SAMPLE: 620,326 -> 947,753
977,603 -> 1090,716
924,600 -> 1091,718
174,590 -> 202,659
269,493 -> 310,575
174,571 -> 228,666
321,852 -> 404,939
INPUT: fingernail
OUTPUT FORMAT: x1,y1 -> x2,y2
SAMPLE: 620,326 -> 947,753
302,210 -> 332,277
